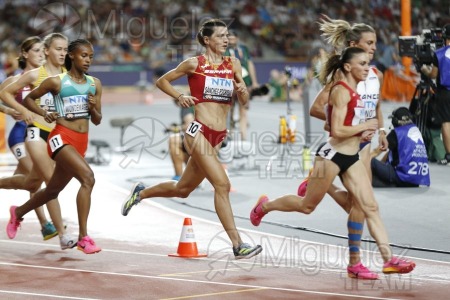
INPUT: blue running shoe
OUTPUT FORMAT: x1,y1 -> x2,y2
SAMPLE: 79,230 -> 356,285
41,222 -> 58,240
121,182 -> 145,216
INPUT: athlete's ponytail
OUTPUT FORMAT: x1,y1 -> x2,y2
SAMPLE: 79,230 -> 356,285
318,15 -> 375,53
319,47 -> 366,85
318,15 -> 351,53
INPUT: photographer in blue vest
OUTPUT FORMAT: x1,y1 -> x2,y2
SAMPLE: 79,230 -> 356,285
371,107 -> 430,187
420,23 -> 450,164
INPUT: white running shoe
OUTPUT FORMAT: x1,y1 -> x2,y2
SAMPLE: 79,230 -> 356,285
60,235 -> 77,250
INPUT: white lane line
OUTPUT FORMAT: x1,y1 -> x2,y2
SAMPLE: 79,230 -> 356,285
0,290 -> 99,299
0,262 -> 404,300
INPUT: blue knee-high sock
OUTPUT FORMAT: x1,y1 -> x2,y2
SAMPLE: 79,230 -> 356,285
348,221 -> 363,256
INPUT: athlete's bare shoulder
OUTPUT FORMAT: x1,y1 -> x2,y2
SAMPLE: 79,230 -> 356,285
19,67 -> 40,83
177,56 -> 199,72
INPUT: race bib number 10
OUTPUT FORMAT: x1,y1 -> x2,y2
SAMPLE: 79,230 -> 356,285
186,121 -> 202,137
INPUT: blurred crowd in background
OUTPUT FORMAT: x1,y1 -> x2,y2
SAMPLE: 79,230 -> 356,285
1,0 -> 449,70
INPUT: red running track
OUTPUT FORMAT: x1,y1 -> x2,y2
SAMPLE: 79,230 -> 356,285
0,169 -> 449,299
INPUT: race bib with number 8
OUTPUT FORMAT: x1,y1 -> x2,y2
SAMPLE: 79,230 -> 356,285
11,144 -> 27,160
186,121 -> 202,137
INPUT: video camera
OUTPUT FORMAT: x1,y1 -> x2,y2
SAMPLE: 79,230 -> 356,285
250,84 -> 270,97
399,28 -> 444,66
249,65 -> 294,98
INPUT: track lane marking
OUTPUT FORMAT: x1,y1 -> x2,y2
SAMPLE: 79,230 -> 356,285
0,262 -> 409,300
160,287 -> 269,299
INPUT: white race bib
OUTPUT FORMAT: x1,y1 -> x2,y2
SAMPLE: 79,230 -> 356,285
317,142 -> 337,160
203,76 -> 233,102
11,143 -> 27,160
352,106 -> 366,125
241,67 -> 249,78
40,92 -> 55,111
21,90 -> 30,100
26,127 -> 40,142
186,121 -> 202,137
49,134 -> 64,153
62,94 -> 89,118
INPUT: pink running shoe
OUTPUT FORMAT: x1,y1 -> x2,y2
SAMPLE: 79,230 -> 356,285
77,236 -> 102,254
347,262 -> 379,280
250,195 -> 269,226
383,257 -> 416,274
7,206 -> 23,239
297,168 -> 313,197
297,179 -> 308,197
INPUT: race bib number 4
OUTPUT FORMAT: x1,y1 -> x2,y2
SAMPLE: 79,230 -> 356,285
186,121 -> 202,137
49,134 -> 64,153
317,143 -> 337,160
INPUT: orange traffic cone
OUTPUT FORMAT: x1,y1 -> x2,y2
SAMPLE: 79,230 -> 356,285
168,218 -> 207,258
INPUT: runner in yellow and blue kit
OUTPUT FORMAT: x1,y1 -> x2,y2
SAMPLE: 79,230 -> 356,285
0,33 -> 75,249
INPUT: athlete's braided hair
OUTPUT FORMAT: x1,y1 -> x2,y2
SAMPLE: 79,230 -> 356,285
197,19 -> 227,47
64,39 -> 93,70
17,36 -> 42,69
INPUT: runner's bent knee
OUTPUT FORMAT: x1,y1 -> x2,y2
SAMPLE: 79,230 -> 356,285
300,195 -> 322,214
360,198 -> 379,216
44,186 -> 61,200
211,180 -> 231,194
79,170 -> 95,188
24,178 -> 43,193
177,186 -> 192,198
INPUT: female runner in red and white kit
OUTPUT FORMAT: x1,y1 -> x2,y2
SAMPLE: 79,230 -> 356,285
122,19 -> 262,260
251,47 -> 415,278
300,17 -> 390,279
